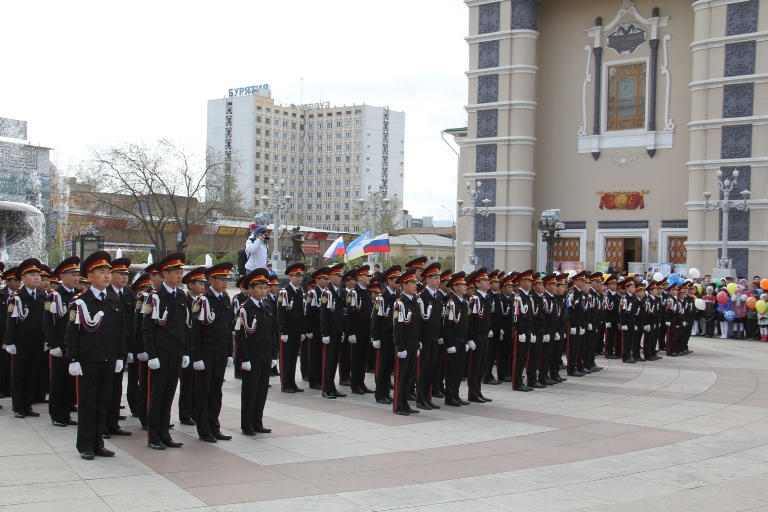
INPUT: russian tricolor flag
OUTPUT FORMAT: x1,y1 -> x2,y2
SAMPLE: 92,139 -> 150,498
364,233 -> 390,253
323,236 -> 346,260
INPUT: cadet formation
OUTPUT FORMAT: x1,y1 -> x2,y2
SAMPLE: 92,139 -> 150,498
0,251 -> 699,460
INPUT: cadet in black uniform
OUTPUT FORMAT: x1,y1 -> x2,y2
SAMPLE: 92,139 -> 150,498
371,265 -> 400,404
483,270 -> 502,385
238,268 -> 276,435
346,265 -> 374,395
131,270 -> 153,428
603,275 -> 621,359
305,267 -> 328,390
65,251 -> 126,460
319,264 -> 346,399
44,257 -> 80,426
277,263 -> 306,393
432,269 -> 452,398
0,265 -> 20,400
443,272 -> 470,406
415,262 -> 443,410
191,263 -> 234,442
180,267 -> 207,426
513,270 -> 534,391
567,271 -> 589,375
619,279 -> 638,363
143,252 -> 189,450
5,258 -> 46,418
392,268 -> 422,415
232,276 -> 249,379
266,275 -> 280,377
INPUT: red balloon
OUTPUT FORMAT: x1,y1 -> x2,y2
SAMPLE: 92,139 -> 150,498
717,291 -> 728,304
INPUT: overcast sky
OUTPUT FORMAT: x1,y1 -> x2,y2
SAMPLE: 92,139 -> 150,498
1,1 -> 469,222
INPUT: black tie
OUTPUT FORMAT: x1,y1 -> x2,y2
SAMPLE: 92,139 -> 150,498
172,290 -> 176,298
100,292 -> 106,302
119,290 -> 123,298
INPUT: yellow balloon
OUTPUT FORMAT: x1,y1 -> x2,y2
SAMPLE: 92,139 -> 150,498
727,282 -> 737,295
757,300 -> 767,314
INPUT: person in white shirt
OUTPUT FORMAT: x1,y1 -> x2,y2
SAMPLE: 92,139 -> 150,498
245,226 -> 269,272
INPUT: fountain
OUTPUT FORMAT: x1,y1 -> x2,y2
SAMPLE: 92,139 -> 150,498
0,200 -> 46,263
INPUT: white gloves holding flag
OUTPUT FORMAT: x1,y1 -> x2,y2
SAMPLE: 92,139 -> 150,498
193,360 -> 206,371
69,362 -> 83,376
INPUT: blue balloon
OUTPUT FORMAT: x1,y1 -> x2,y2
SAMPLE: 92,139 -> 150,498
724,310 -> 736,321
668,274 -> 678,285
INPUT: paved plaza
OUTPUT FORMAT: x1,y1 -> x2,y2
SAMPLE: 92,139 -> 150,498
0,337 -> 767,512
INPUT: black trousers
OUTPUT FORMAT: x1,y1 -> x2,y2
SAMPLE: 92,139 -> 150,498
566,328 -> 581,375
338,338 -> 350,383
308,332 -> 323,388
585,325 -> 598,367
77,361 -> 113,454
35,349 -> 49,401
393,346 -> 417,412
11,343 -> 42,413
467,335 -> 488,399
496,331 -> 512,380
138,359 -> 149,427
194,347 -> 227,437
416,338 -> 438,403
549,331 -> 564,379
299,335 -> 310,380
147,354 -> 182,445
126,359 -> 140,415
49,353 -> 75,422
105,363 -> 124,432
233,334 -> 243,378
0,349 -> 11,397
485,329 -> 501,380
538,336 -> 552,383
241,354 -> 270,430
444,344 -> 466,401
178,362 -> 195,421
374,336 -> 394,400
432,341 -> 446,394
349,329 -> 370,391
643,328 -> 657,359
321,334 -> 341,394
512,333 -> 529,389
279,332 -> 301,391
605,325 -> 620,356
526,338 -> 540,385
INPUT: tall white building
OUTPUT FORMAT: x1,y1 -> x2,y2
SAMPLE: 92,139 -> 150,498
207,87 -> 405,233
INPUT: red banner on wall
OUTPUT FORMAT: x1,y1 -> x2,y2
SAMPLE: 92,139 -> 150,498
597,190 -> 648,210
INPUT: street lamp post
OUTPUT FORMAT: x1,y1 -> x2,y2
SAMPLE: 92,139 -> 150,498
261,178 -> 292,273
441,205 -> 456,265
358,182 -> 390,265
703,169 -> 750,275
538,209 -> 565,275
457,180 -> 491,272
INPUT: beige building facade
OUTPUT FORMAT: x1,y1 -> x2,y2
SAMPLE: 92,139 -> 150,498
456,0 -> 766,278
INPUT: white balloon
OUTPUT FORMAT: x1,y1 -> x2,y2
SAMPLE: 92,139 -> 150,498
689,268 -> 701,279
653,272 -> 664,282
695,298 -> 706,311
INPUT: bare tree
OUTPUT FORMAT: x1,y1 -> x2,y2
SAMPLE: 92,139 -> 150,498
76,139 -> 244,257
360,195 -> 404,235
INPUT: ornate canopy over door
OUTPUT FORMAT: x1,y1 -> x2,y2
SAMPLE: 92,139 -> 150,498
667,236 -> 687,264
605,238 -> 625,272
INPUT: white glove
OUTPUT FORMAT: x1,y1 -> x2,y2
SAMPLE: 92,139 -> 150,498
682,322 -> 687,327
348,335 -> 357,344
306,333 -> 313,340
1,344 -> 5,349
543,334 -> 550,342
397,350 -> 407,359
193,360 -> 205,371
644,325 -> 651,332
621,325 -> 628,331
50,347 -> 63,357
115,360 -> 124,373
271,359 -> 278,368
634,326 -> 639,331
227,357 -> 233,367
555,333 -> 560,341
665,322 -> 671,327
465,344 -> 469,351
242,361 -> 252,371
437,338 -> 444,345
488,330 -> 494,338
301,334 -> 306,341
447,346 -> 457,354
570,328 -> 576,335
148,358 -> 160,370
281,334 -> 288,343
127,353 -> 134,364
579,328 -> 585,335
69,362 -> 83,376
588,323 -> 593,331
606,323 -> 611,328
137,352 -> 149,361
500,329 -> 504,337
468,340 -> 476,350
520,334 -> 527,342
372,339 -> 381,349
417,350 -> 420,357
182,356 -> 190,368
419,342 -> 422,350
44,343 -> 49,351
531,335 -> 537,343
5,344 -> 16,355
322,336 -> 330,344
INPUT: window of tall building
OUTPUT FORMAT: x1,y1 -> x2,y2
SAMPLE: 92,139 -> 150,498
607,62 -> 647,131
325,192 -> 331,198
344,190 -> 350,197
265,130 -> 270,136
335,156 -> 341,162
254,187 -> 260,194
255,152 -> 261,159
355,120 -> 361,126
355,110 -> 361,114
326,122 -> 333,129
256,128 -> 261,135
256,116 -> 262,123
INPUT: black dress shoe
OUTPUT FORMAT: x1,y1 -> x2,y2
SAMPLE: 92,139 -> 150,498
606,355 -> 621,359
38,398 -> 50,404
468,396 -> 486,403
333,391 -> 347,398
479,395 -> 492,402
292,387 -> 304,392
282,388 -> 296,394
405,407 -> 420,414
24,410 -> 40,417
110,428 -> 132,436
482,379 -> 500,385
515,386 -> 532,392
407,392 -> 416,401
655,356 -> 663,360
241,429 -> 256,436
95,447 -> 115,457
322,392 -> 337,399
199,434 -> 217,443
432,391 -> 445,399
162,440 -> 184,448
148,442 -> 166,450
254,427 -> 272,433
569,371 -> 584,377
580,368 -> 592,374
80,451 -> 95,460
416,402 -> 432,410
339,380 -> 350,386
179,418 -> 195,426
530,382 -> 546,389
427,401 -> 441,409
459,399 -> 471,405
362,387 -> 374,394
118,415 -> 127,421
213,432 -> 232,440
103,432 -> 111,439
624,358 -> 636,364
558,376 -> 567,382
351,387 -> 365,395
445,399 -> 461,406
52,420 -> 67,427
309,384 -> 322,390
376,398 -> 392,404
395,410 -> 410,416
501,376 -> 512,382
